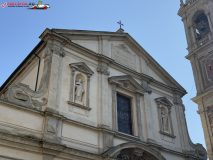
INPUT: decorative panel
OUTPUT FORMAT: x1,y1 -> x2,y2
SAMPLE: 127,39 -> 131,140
199,52 -> 213,89
111,44 -> 136,70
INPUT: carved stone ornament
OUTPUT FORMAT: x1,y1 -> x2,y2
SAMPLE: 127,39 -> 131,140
46,117 -> 58,133
187,143 -> 208,160
6,45 -> 52,110
52,43 -> 66,58
117,149 -> 144,160
173,93 -> 183,105
141,80 -> 152,94
97,63 -> 110,76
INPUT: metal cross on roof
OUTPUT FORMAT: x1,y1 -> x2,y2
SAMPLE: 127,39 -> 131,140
117,21 -> 124,29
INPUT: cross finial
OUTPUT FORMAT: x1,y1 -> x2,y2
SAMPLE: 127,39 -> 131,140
117,21 -> 124,29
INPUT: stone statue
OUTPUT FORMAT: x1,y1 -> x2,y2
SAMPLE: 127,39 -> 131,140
75,79 -> 84,104
161,111 -> 168,132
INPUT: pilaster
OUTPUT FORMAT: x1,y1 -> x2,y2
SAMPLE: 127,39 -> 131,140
173,92 -> 190,150
182,18 -> 192,47
103,132 -> 114,152
42,108 -> 63,144
190,56 -> 203,95
112,84 -> 118,131
197,100 -> 213,160
47,40 -> 66,112
98,36 -> 111,57
207,13 -> 213,32
136,93 -> 144,141
97,59 -> 111,128
143,93 -> 155,142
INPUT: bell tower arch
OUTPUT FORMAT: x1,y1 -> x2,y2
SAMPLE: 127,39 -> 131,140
178,0 -> 213,159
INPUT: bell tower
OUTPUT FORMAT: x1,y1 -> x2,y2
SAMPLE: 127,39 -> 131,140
178,0 -> 213,159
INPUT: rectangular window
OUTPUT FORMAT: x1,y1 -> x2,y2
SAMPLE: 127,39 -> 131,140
117,94 -> 133,135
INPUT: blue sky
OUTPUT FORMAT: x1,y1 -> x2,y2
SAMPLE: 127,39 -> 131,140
0,0 -> 206,150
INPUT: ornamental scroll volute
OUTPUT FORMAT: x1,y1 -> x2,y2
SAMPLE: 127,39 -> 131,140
6,45 -> 53,110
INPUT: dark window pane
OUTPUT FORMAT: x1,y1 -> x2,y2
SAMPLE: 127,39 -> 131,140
117,94 -> 132,135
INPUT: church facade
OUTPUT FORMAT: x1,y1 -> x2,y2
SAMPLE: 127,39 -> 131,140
0,27 -> 207,160
178,0 -> 213,159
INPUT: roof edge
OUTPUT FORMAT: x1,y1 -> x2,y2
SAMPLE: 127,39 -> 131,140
0,40 -> 44,94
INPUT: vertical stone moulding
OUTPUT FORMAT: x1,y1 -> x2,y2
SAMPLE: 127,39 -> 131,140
112,84 -> 118,131
69,68 -> 75,112
136,93 -> 144,141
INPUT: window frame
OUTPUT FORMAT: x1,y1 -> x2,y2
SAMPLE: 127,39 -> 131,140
117,93 -> 134,135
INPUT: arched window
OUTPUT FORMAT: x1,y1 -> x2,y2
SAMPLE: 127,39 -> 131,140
193,11 -> 211,41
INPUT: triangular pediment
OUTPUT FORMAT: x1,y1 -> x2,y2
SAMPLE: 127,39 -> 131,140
69,62 -> 94,75
39,28 -> 186,95
155,97 -> 173,107
109,75 -> 145,95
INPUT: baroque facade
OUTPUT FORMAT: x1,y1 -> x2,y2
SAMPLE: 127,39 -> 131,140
178,0 -> 213,159
0,27 -> 207,160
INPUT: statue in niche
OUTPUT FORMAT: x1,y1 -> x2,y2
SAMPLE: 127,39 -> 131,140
161,110 -> 169,132
75,79 -> 84,105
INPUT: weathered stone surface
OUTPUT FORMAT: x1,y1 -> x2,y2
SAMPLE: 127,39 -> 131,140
0,27 -> 205,160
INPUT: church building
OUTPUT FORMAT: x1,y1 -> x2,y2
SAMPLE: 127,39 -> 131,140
178,0 -> 213,159
0,26 -> 207,160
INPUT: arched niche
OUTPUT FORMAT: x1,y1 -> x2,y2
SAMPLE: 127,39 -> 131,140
155,97 -> 176,143
67,62 -> 94,117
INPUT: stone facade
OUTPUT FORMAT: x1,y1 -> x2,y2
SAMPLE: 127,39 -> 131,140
178,0 -> 213,159
0,27 -> 207,160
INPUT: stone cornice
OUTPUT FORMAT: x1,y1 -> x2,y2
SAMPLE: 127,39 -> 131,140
50,28 -> 186,93
0,98 -> 43,115
0,98 -> 202,159
0,131 -> 101,160
185,35 -> 213,60
0,28 -> 187,101
191,89 -> 213,103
